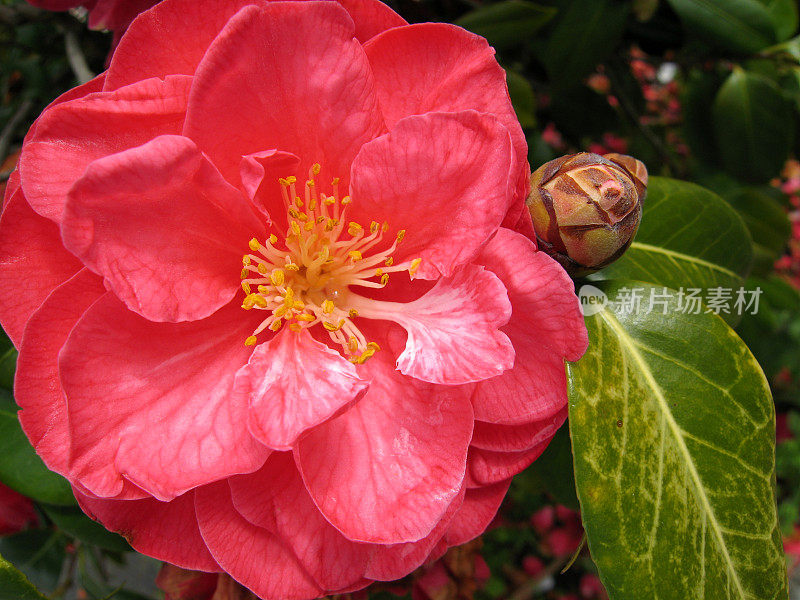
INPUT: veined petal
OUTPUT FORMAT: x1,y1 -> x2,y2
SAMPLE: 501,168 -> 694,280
76,489 -> 220,572
471,408 -> 568,453
16,269 -> 105,477
444,479 -> 511,546
357,264 -> 513,385
0,187 -> 81,346
229,454 -> 373,590
236,329 -> 369,451
472,229 -> 588,424
195,481 -> 322,600
62,134 -> 264,323
467,442 -> 552,487
60,295 -> 269,501
349,111 -> 514,279
20,75 -> 191,222
296,353 -> 473,544
336,0 -> 406,41
239,149 -> 301,225
184,1 -> 384,185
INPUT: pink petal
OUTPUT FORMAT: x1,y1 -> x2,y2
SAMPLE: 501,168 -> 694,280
365,486 -> 464,581
471,407 -> 568,453
296,353 -> 473,544
76,489 -> 220,571
336,0 -> 407,41
237,330 -> 369,450
472,229 -> 588,424
444,480 -> 511,546
229,454 -> 373,590
16,269 -> 105,476
20,75 -> 191,222
0,188 -> 81,346
467,442 -> 551,487
61,134 -> 264,323
349,111 -> 513,279
364,22 -> 529,215
376,264 -> 513,385
60,295 -> 269,500
25,73 -> 106,142
183,2 -> 384,185
87,0 -> 159,33
239,149 -> 301,225
195,481 -> 322,600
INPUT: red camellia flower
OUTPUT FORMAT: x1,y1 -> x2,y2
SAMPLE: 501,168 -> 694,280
0,1 -> 588,597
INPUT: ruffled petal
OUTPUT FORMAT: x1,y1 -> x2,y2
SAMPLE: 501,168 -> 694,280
335,0 -> 406,41
76,489 -> 220,571
471,407 -> 568,453
472,229 -> 588,424
195,481 -> 322,600
296,352 -> 473,544
0,188 -> 81,346
183,1 -> 384,185
20,75 -> 191,222
467,442 -> 552,487
235,329 -> 369,450
349,111 -> 513,279
16,269 -> 105,476
61,134 -> 264,323
229,454 -> 373,590
60,295 -> 269,500
355,264 -> 513,385
239,149 -> 301,225
364,22 -> 529,214
444,479 -> 510,546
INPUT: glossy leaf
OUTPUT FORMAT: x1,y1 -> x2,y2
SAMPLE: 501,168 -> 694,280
600,177 -> 753,325
455,0 -> 557,50
0,550 -> 49,600
713,68 -> 795,183
0,531 -> 64,595
528,425 -> 579,510
42,505 -> 131,553
665,0 -> 777,53
506,68 -> 536,129
569,280 -> 787,600
725,188 -> 792,275
761,0 -> 799,41
541,0 -> 628,87
0,404 -> 74,506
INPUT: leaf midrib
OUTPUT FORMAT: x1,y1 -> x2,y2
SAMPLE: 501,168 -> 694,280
598,309 -> 748,600
630,242 -> 742,278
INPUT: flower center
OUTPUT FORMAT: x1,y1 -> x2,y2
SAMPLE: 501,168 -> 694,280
240,164 -> 421,363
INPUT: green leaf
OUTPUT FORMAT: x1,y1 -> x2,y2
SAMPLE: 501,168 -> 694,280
725,187 -> 792,275
455,0 -> 557,50
713,68 -> 795,183
600,177 -> 753,325
540,0 -> 629,87
505,68 -> 536,129
760,0 -> 799,41
527,425 -> 579,509
42,505 -> 131,553
664,0 -> 777,53
0,405 -> 75,506
568,280 -> 788,600
0,330 -> 15,391
0,531 -> 65,595
0,550 -> 49,600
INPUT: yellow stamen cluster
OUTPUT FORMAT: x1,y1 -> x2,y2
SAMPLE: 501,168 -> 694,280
240,164 -> 421,363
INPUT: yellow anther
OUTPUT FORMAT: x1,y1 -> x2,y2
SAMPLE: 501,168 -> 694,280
286,176 -> 297,184
304,221 -> 315,231
242,255 -> 251,265
325,219 -> 336,232
332,177 -> 340,185
274,304 -> 289,318
245,336 -> 258,346
385,257 -> 394,266
249,238 -> 261,252
271,269 -> 285,286
289,323 -> 303,332
323,319 -> 345,332
241,282 -> 252,294
349,250 -> 363,261
381,273 -> 389,286
370,221 -> 379,233
396,230 -> 406,242
257,263 -> 268,274
269,319 -> 283,332
312,163 -> 321,175
268,234 -> 278,245
293,300 -> 305,310
324,196 -> 336,206
341,196 -> 352,205
382,221 -> 389,232
290,221 -> 301,236
296,313 -> 315,322
316,216 -> 326,224
297,212 -> 309,222
348,222 -> 363,237
253,295 -> 268,309
284,286 -> 294,301
295,196 -> 303,208
409,258 -> 422,277
285,263 -> 300,271
318,246 -> 330,261
240,268 -> 249,279
367,341 -> 381,352
306,179 -> 315,187
307,197 -> 316,211
348,336 -> 359,353
348,308 -> 359,318
242,296 -> 256,310
257,285 -> 269,294
288,208 -> 300,219
279,177 -> 289,186
375,268 -> 383,277
322,300 -> 335,314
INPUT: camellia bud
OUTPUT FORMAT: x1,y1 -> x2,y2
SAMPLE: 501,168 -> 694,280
527,152 -> 648,276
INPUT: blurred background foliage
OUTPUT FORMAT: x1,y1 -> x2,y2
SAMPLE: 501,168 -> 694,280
2,0 -> 800,598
